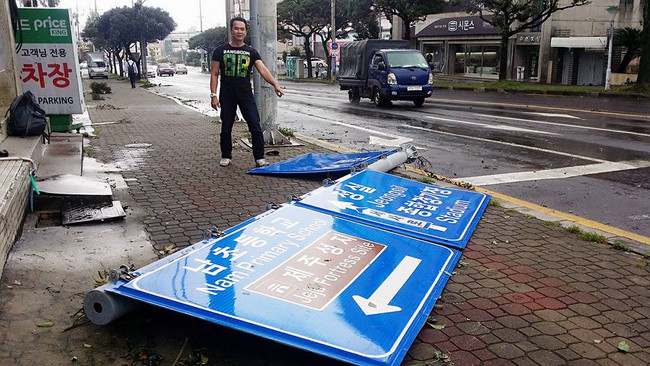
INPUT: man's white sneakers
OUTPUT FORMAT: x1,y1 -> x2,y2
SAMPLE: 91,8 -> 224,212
221,158 -> 267,167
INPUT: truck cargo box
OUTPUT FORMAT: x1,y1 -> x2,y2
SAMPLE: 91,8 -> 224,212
339,40 -> 410,81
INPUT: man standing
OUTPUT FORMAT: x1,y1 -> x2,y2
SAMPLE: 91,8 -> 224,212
210,16 -> 284,167
127,57 -> 138,88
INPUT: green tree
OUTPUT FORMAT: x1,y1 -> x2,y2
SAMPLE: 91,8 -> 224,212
83,8 -> 129,75
312,0 -> 364,78
185,51 -> 202,66
188,27 -> 229,71
348,0 -> 380,40
278,0 -> 327,77
614,27 -> 642,73
82,5 -> 175,77
464,0 -> 588,81
374,0 -> 445,40
638,0 -> 649,84
278,0 -> 372,78
188,27 -> 229,55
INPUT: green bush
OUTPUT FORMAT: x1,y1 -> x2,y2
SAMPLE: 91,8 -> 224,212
90,82 -> 112,94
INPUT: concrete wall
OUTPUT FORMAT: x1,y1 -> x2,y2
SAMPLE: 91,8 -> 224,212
0,0 -> 28,277
550,0 -> 644,35
0,0 -> 20,142
0,163 -> 30,276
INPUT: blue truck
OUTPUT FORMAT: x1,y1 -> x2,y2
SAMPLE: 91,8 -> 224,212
338,40 -> 433,107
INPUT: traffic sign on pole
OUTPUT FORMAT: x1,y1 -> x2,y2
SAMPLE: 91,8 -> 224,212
296,170 -> 489,249
110,205 -> 461,366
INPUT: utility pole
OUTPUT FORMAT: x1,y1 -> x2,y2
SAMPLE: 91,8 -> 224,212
251,0 -> 260,102
330,0 -> 335,81
251,0 -> 287,145
199,0 -> 203,32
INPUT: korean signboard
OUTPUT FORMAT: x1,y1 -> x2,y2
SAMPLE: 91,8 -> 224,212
111,205 -> 461,366
416,15 -> 500,37
517,33 -> 542,45
16,8 -> 84,114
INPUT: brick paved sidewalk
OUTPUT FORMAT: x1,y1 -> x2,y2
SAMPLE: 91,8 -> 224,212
87,78 -> 649,365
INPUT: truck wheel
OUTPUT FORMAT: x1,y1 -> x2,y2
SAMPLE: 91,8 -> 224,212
373,88 -> 389,107
413,98 -> 425,107
348,90 -> 360,104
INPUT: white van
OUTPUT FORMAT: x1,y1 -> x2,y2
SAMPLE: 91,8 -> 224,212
86,52 -> 109,79
88,60 -> 108,79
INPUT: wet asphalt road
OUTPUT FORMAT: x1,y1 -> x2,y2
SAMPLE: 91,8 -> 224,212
150,67 -> 650,238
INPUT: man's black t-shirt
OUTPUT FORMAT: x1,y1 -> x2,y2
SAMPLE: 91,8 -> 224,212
212,43 -> 261,91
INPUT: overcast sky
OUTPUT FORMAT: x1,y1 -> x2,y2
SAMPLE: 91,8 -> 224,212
56,0 -> 227,33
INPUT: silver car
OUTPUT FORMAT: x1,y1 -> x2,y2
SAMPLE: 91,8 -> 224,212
175,64 -> 188,74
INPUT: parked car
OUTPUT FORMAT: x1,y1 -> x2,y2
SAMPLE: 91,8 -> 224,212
156,63 -> 174,76
146,69 -> 156,78
174,64 -> 188,74
303,57 -> 325,69
88,60 -> 108,79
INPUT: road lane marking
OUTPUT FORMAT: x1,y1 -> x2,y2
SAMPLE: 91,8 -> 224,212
403,166 -> 650,246
525,112 -> 581,119
369,135 -> 413,147
460,160 -> 650,186
402,124 -> 606,163
426,116 -> 558,135
286,106 -> 413,145
475,113 -> 650,137
427,98 -> 650,119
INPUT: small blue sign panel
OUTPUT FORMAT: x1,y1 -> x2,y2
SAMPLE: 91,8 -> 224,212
109,205 -> 460,366
247,150 -> 395,175
295,170 -> 489,249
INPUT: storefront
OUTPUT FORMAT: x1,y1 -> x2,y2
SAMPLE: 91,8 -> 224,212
416,15 -> 502,79
513,33 -> 541,81
550,37 -> 606,85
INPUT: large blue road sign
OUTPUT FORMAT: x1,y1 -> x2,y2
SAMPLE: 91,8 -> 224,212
296,170 -> 489,249
109,205 -> 460,366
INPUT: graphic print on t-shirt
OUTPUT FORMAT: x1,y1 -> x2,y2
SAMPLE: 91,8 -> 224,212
223,50 -> 251,78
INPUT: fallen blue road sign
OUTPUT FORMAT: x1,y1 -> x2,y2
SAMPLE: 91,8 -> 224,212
109,205 -> 461,366
295,170 -> 489,250
247,150 -> 395,175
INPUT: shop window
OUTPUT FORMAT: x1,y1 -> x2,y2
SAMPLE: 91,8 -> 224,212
423,44 -> 445,72
453,45 -> 466,74
452,44 -> 500,78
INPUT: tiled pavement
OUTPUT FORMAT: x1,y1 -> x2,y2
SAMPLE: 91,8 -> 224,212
86,78 -> 649,365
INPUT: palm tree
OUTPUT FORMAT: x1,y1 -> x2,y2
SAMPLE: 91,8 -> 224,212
614,27 -> 642,73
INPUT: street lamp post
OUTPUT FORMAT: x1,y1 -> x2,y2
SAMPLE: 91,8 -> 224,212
605,5 -> 619,91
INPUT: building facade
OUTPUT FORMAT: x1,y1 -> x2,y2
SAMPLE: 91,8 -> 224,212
412,0 -> 645,85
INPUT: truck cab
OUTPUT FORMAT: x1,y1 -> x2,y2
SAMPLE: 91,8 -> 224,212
339,40 -> 433,107
367,49 -> 433,106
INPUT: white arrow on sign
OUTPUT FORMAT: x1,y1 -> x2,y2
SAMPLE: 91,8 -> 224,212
353,256 -> 422,315
328,200 -> 448,232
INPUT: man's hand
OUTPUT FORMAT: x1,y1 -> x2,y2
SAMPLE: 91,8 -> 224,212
274,84 -> 284,97
211,97 -> 220,110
